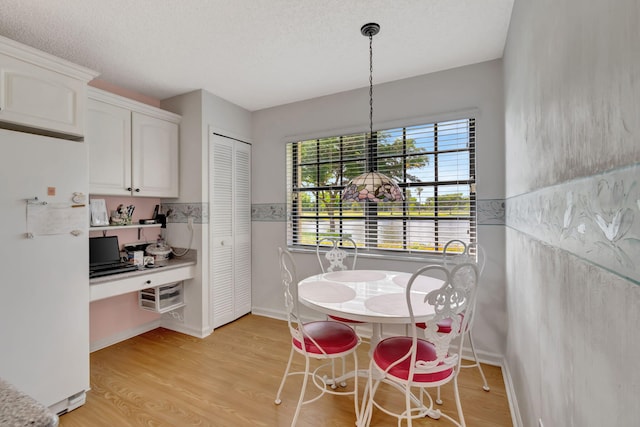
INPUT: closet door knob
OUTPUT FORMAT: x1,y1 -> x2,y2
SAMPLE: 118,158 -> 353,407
135,188 -> 141,193
146,280 -> 151,284
127,187 -> 132,191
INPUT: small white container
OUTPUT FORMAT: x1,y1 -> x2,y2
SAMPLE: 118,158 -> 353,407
145,243 -> 171,265
132,250 -> 144,266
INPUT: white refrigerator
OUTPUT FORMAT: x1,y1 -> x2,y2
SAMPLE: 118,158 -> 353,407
0,128 -> 89,414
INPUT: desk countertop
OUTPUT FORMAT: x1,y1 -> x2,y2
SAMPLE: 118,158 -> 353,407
89,250 -> 197,285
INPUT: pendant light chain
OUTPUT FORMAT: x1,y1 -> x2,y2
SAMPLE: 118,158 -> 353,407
342,22 -> 404,203
369,31 -> 374,140
367,25 -> 377,172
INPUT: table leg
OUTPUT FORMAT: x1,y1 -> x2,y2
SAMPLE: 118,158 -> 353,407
369,323 -> 382,356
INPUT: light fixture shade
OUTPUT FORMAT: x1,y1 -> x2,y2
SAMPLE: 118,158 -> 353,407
342,171 -> 404,203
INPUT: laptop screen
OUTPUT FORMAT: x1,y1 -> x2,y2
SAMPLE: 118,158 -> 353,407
89,236 -> 122,267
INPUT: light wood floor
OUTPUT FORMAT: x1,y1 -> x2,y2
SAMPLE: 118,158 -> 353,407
59,315 -> 512,426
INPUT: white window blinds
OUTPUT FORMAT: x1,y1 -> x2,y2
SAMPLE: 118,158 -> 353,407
286,118 -> 476,255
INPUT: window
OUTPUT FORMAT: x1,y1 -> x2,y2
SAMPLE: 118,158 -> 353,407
286,118 -> 476,256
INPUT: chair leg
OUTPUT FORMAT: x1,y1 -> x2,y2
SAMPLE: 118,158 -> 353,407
435,386 -> 443,405
467,331 -> 490,391
351,351 -> 360,421
275,347 -> 295,405
291,356 -> 311,427
452,375 -> 467,427
327,357 -> 349,389
358,359 -> 377,427
277,346 -> 360,426
361,380 -> 381,427
404,383 -> 413,427
357,374 -> 369,426
327,316 -> 351,389
329,359 -> 338,389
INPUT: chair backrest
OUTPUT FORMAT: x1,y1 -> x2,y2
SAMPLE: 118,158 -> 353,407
278,247 -> 327,356
316,237 -> 358,273
278,247 -> 302,336
442,240 -> 485,331
443,240 -> 486,276
401,263 -> 479,377
465,242 -> 486,277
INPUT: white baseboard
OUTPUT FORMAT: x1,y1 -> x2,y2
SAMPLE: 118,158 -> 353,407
250,307 -> 287,321
90,319 -> 161,352
501,358 -> 523,427
160,319 -> 212,338
460,346 -> 503,367
90,319 -> 213,354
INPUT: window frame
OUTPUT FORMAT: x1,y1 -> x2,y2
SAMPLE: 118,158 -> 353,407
286,117 -> 476,258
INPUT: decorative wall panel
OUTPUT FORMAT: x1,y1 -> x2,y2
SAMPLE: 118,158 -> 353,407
506,164 -> 640,285
478,199 -> 505,225
251,203 -> 286,222
162,202 -> 208,224
251,200 -> 505,225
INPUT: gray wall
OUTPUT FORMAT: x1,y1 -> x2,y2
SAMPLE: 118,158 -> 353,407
503,0 -> 640,426
161,90 -> 252,337
251,59 -> 507,363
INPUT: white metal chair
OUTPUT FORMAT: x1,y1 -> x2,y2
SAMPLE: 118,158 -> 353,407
415,240 -> 489,405
316,236 -> 358,272
442,240 -> 490,394
358,263 -> 479,427
316,237 -> 367,329
275,247 -> 361,426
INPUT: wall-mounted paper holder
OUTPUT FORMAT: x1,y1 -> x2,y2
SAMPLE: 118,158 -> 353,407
26,196 -> 47,206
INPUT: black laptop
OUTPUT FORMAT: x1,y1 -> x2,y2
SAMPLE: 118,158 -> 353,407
89,236 -> 139,278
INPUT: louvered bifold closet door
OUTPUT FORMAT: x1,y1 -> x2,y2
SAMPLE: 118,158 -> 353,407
233,143 -> 251,318
210,135 -> 235,328
209,133 -> 252,329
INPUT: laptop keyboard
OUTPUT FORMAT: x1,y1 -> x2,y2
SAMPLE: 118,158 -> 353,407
92,262 -> 129,271
90,263 -> 139,278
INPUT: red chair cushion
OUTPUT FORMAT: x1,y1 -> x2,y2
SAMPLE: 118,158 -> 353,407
373,336 -> 453,383
293,321 -> 359,355
328,315 -> 366,324
416,314 -> 465,333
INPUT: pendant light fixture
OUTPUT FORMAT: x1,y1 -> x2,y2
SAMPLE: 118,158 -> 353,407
342,23 -> 404,203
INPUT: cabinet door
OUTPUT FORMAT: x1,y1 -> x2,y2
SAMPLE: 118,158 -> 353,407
131,112 -> 179,197
87,99 -> 132,196
0,52 -> 87,138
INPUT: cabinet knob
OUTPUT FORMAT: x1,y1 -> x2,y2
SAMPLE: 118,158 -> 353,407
127,187 -> 132,191
135,188 -> 141,193
146,280 -> 151,284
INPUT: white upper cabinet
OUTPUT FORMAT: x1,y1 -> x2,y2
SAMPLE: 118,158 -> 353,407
131,111 -> 179,198
87,87 -> 180,197
87,99 -> 132,196
0,35 -> 98,139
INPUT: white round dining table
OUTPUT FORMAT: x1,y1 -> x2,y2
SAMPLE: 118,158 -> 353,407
298,269 -> 444,350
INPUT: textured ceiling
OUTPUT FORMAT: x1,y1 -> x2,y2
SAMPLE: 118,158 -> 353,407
0,0 -> 513,111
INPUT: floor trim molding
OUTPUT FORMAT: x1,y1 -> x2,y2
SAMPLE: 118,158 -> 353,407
90,320 -> 161,352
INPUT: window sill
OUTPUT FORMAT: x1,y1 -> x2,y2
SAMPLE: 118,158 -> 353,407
288,246 -> 445,264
